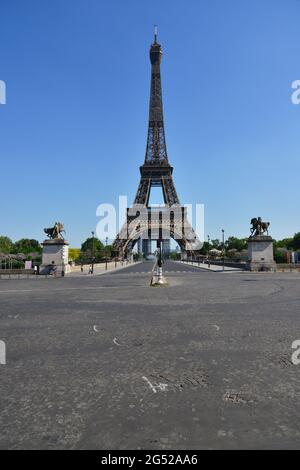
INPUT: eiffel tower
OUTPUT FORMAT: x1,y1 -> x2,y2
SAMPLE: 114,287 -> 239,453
113,29 -> 201,257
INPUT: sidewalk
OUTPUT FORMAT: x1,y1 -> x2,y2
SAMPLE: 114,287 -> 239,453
67,260 -> 142,277
180,260 -> 244,272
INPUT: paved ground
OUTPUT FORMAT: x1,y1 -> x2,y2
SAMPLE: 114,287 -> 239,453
109,259 -> 208,275
0,260 -> 300,449
180,260 -> 244,272
68,260 -> 143,277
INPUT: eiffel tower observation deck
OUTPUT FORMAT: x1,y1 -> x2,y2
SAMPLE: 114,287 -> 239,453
113,29 -> 201,257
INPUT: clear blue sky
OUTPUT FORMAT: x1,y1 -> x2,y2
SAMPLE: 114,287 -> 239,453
1,0 -> 299,247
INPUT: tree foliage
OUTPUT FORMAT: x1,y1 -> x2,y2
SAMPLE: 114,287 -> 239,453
225,236 -> 247,252
275,238 -> 293,250
274,233 -> 300,252
13,239 -> 41,254
80,237 -> 106,261
169,252 -> 181,260
69,248 -> 81,262
200,241 -> 210,254
211,239 -> 221,249
81,237 -> 104,253
0,236 -> 14,254
293,232 -> 300,250
0,237 -> 41,255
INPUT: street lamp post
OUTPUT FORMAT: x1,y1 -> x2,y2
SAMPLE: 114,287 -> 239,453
207,235 -> 210,268
222,229 -> 225,272
105,237 -> 108,271
156,239 -> 163,284
91,231 -> 95,274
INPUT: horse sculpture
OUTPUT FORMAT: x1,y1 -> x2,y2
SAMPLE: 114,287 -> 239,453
44,222 -> 65,240
250,217 -> 270,237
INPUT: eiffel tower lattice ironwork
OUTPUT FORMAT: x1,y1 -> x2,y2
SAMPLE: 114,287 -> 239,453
113,29 -> 201,257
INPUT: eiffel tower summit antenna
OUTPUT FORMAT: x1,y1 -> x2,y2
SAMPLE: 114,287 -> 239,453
154,25 -> 158,43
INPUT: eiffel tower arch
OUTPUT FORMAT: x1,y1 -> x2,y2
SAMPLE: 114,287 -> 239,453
113,30 -> 201,257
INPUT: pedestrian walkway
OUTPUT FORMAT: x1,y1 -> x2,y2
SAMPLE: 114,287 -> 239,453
180,260 -> 244,272
68,260 -> 142,277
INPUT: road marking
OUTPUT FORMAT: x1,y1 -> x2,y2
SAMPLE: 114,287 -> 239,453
142,376 -> 168,393
0,289 -> 45,293
0,286 -> 120,294
0,340 -> 6,365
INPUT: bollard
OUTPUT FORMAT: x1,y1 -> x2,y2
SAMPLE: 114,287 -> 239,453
156,266 -> 163,284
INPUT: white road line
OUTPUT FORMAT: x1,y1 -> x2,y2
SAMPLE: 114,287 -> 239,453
142,376 -> 158,393
142,376 -> 168,393
0,286 -> 119,294
0,289 -> 46,293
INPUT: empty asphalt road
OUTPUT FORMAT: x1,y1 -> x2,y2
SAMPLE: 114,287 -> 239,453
0,261 -> 300,449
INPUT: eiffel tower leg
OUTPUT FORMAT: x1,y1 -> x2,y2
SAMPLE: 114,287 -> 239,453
161,175 -> 180,206
134,178 -> 151,205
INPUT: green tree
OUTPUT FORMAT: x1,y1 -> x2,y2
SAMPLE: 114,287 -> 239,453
200,241 -> 210,254
81,237 -> 104,260
69,248 -> 81,262
104,244 -> 113,258
0,236 -> 14,254
211,239 -> 221,249
276,238 -> 293,250
169,252 -> 180,260
14,239 -> 41,254
274,249 -> 286,264
292,232 -> 300,250
225,236 -> 247,252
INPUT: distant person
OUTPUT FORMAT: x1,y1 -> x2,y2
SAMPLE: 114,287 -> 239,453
50,261 -> 57,277
81,264 -> 84,273
88,264 -> 93,275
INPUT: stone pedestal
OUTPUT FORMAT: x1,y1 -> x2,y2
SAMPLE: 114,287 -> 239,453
247,236 -> 276,272
40,239 -> 70,275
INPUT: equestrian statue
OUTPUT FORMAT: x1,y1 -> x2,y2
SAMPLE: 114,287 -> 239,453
250,217 -> 270,237
44,222 -> 66,240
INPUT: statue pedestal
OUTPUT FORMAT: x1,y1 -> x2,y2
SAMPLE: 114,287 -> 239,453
247,236 -> 276,272
40,239 -> 70,275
